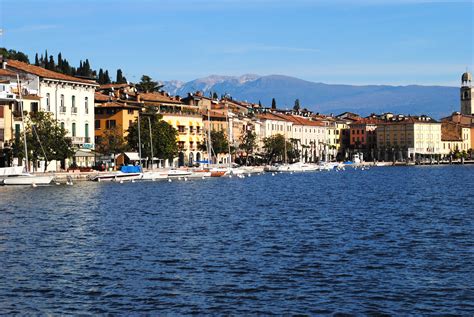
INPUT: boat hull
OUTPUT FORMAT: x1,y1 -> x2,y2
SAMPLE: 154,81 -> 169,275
2,175 -> 54,185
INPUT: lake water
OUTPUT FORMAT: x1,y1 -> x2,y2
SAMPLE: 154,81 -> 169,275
0,166 -> 473,315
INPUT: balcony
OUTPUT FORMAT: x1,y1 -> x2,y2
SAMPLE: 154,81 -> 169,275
71,136 -> 91,144
60,106 -> 67,114
72,107 -> 78,114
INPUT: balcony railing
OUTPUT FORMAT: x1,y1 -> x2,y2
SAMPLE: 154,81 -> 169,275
71,136 -> 91,144
71,107 -> 78,114
60,106 -> 67,113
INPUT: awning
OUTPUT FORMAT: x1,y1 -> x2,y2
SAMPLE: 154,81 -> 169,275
74,149 -> 97,158
115,152 -> 141,160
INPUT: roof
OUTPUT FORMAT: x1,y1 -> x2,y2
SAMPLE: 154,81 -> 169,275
99,83 -> 131,90
95,101 -> 140,109
350,118 -> 383,125
6,59 -> 98,85
287,115 -> 325,126
0,69 -> 17,77
95,92 -> 112,102
379,116 -> 439,125
138,92 -> 183,104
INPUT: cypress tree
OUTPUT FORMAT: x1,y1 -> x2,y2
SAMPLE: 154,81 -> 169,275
48,55 -> 55,70
57,52 -> 62,71
104,70 -> 111,84
98,68 -> 104,84
34,53 -> 39,66
116,69 -> 126,84
271,98 -> 276,109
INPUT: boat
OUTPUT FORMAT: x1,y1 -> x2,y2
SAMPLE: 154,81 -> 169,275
189,169 -> 212,178
0,167 -> 54,185
141,170 -> 169,180
167,169 -> 192,177
90,165 -> 143,182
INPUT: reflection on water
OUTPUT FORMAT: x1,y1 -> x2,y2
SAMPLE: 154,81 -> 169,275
0,166 -> 473,314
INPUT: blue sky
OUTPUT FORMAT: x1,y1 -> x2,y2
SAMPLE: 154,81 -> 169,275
0,0 -> 472,86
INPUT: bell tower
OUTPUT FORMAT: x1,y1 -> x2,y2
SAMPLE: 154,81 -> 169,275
460,72 -> 473,115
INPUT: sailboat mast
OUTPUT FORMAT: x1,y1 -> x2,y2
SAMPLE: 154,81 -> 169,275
17,75 -> 29,172
226,107 -> 232,168
207,102 -> 212,165
148,116 -> 154,170
137,110 -> 143,168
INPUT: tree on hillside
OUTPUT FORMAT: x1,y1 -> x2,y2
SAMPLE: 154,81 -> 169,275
14,111 -> 74,171
293,99 -> 300,111
116,69 -> 127,84
127,114 -> 178,163
34,53 -> 39,66
136,75 -> 163,93
271,98 -> 277,109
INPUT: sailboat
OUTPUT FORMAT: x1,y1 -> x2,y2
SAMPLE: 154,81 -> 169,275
1,76 -> 54,186
141,116 -> 168,180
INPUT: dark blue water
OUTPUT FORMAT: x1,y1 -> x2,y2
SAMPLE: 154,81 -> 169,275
0,166 -> 473,315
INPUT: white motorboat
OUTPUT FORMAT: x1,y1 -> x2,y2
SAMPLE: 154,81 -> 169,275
167,169 -> 193,177
141,170 -> 168,180
0,167 -> 54,186
90,172 -> 143,182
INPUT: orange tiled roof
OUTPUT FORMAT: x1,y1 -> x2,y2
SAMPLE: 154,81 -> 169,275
94,92 -> 112,102
138,92 -> 183,104
0,69 -> 17,77
95,101 -> 140,109
99,83 -> 131,90
6,60 -> 98,85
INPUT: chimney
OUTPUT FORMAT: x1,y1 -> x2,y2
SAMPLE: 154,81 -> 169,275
0,55 -> 6,69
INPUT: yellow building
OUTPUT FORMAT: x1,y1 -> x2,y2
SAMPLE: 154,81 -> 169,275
377,116 -> 441,161
94,101 -> 140,141
161,112 -> 204,166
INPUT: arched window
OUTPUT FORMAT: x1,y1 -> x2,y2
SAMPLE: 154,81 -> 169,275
72,95 -> 77,114
46,93 -> 50,111
72,122 -> 76,137
60,94 -> 65,113
85,97 -> 89,114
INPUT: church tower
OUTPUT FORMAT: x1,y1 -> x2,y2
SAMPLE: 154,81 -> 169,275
460,72 -> 473,115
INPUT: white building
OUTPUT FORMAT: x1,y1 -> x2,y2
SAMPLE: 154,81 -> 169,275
4,59 -> 98,169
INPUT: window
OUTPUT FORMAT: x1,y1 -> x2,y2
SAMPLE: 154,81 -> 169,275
72,123 -> 76,137
85,123 -> 89,140
95,120 -> 101,130
178,125 -> 186,133
31,102 -> 39,113
85,97 -> 89,114
60,94 -> 65,113
60,122 -> 65,130
106,120 -> 116,129
127,109 -> 134,114
72,96 -> 77,114
46,93 -> 50,111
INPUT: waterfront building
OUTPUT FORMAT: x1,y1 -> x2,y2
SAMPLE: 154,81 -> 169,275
441,112 -> 474,151
349,118 -> 381,161
3,58 -> 97,170
287,115 -> 326,162
376,115 -> 441,161
5,59 -> 97,149
138,91 -> 204,167
440,121 -> 471,156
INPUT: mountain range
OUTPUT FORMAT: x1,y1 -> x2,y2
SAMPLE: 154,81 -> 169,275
162,74 -> 460,119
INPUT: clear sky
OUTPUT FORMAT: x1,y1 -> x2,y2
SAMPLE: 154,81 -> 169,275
0,0 -> 472,86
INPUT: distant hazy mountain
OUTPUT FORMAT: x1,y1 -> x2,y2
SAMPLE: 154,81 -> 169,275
162,74 -> 460,119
